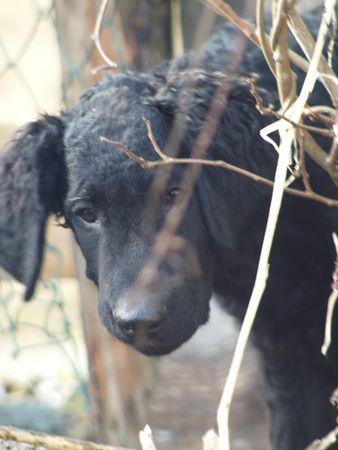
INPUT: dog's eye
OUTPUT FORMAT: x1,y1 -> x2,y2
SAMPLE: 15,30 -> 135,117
165,188 -> 179,210
76,208 -> 98,224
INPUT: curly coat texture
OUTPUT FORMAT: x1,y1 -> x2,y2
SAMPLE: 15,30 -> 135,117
0,6 -> 338,450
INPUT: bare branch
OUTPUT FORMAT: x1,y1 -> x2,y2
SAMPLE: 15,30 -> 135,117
139,425 -> 158,450
201,0 -> 310,73
256,0 -> 276,75
201,0 -> 260,46
306,105 -> 336,127
249,78 -> 334,137
101,131 -> 338,211
321,233 -> 338,357
270,0 -> 296,108
208,1 -> 338,185
298,129 -> 313,193
100,136 -> 149,167
286,5 -> 338,108
305,425 -> 338,450
326,139 -> 338,177
143,117 -> 170,161
202,429 -> 219,450
327,8 -> 337,68
0,425 -> 133,450
92,0 -> 118,73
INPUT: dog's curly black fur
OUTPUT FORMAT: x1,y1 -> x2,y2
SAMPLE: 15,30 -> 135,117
0,6 -> 337,449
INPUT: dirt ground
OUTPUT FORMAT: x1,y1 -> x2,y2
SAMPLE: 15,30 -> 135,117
148,300 -> 270,450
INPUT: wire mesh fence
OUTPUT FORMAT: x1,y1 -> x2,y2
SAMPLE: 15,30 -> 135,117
0,0 -> 92,443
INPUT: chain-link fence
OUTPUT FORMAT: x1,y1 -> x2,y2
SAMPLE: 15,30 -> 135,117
0,0 -> 95,443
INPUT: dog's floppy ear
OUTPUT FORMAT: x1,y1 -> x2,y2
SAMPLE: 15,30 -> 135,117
0,114 -> 66,299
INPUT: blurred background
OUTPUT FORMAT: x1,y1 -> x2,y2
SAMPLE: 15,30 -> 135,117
0,1 -> 320,449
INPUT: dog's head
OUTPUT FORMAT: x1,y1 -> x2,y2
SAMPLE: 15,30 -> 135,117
0,70 -> 267,355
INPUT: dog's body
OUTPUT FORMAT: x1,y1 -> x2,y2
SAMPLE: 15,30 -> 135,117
1,6 -> 337,449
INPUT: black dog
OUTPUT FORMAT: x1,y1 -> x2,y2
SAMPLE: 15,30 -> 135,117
1,6 -> 337,450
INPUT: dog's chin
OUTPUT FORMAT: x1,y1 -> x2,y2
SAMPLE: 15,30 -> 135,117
102,319 -> 191,356
130,324 -> 203,356
132,341 -> 181,357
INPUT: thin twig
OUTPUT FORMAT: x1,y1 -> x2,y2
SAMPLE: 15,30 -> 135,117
139,425 -> 158,450
302,131 -> 338,186
305,425 -> 338,450
92,0 -> 118,73
326,111 -> 338,182
249,78 -> 334,137
256,0 -> 276,75
298,129 -> 313,192
309,105 -> 337,126
321,233 -> 338,356
304,107 -> 336,142
143,117 -> 169,160
201,0 -> 259,46
249,77 -> 338,185
202,429 -> 219,450
217,112 -> 295,450
326,138 -> 338,175
207,0 -> 338,176
201,0 -> 310,73
100,135 -> 338,207
327,7 -> 337,69
270,0 -> 296,108
286,4 -> 338,108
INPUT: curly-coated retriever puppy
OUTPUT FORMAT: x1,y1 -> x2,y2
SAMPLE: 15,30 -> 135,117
0,6 -> 337,450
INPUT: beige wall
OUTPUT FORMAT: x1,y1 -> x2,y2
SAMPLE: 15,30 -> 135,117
0,0 -> 61,131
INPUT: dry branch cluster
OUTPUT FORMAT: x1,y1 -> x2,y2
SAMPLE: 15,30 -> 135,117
202,2 -> 338,450
104,1 -> 338,446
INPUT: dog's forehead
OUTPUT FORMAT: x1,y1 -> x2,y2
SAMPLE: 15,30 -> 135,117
64,123 -> 157,199
62,72 -> 177,201
63,118 -> 171,202
63,73 -> 170,158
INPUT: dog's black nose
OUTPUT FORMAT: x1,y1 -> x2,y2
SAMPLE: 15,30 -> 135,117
115,305 -> 167,341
